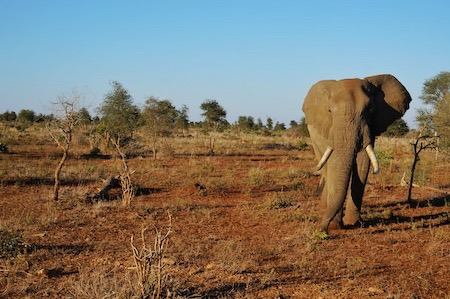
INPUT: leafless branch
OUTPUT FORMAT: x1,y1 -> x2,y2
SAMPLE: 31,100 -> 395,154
130,213 -> 173,299
407,133 -> 440,203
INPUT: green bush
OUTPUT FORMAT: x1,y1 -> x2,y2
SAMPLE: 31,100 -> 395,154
89,147 -> 101,155
296,140 -> 308,149
0,230 -> 23,258
0,143 -> 8,153
376,149 -> 394,166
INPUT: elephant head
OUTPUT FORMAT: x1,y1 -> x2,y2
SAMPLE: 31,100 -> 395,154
302,74 -> 411,233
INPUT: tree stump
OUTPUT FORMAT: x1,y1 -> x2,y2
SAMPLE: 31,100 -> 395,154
86,175 -> 121,202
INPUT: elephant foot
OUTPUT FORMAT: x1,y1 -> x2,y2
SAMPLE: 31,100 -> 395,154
318,218 -> 342,234
343,217 -> 364,229
343,212 -> 361,227
328,219 -> 344,230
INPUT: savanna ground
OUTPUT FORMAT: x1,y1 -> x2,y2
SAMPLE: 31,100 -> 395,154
0,125 -> 449,298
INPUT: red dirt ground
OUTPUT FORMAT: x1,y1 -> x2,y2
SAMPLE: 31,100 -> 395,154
0,138 -> 449,298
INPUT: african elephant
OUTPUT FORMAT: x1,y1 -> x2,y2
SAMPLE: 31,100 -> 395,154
302,74 -> 411,233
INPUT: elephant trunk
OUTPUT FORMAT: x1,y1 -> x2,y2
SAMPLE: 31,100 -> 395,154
320,124 -> 359,231
320,145 -> 354,231
320,118 -> 376,232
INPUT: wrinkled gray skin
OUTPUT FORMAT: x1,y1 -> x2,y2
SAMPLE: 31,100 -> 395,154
302,74 -> 411,233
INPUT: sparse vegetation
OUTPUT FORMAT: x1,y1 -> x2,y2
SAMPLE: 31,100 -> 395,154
130,213 -> 175,299
47,91 -> 82,201
0,230 -> 23,259
98,81 -> 140,206
0,120 -> 449,298
0,143 -> 8,153
265,192 -> 294,209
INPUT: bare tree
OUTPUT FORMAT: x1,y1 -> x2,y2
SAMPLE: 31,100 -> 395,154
405,133 -> 440,203
47,91 -> 82,201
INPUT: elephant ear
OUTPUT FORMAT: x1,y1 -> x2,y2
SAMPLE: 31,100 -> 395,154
364,74 -> 412,136
302,80 -> 335,139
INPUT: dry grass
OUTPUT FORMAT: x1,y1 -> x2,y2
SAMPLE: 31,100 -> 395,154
0,126 -> 449,298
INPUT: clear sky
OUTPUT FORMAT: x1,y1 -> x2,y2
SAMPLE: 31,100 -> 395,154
1,1 -> 449,127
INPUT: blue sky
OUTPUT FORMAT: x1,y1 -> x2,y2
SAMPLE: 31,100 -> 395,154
1,1 -> 449,127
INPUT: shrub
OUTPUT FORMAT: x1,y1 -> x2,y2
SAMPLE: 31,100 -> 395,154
248,167 -> 267,187
376,149 -> 394,166
0,143 -> 8,153
296,140 -> 308,149
266,192 -> 294,209
89,146 -> 101,156
130,214 -> 176,298
0,230 -> 23,258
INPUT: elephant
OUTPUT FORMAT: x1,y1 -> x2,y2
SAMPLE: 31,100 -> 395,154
302,74 -> 411,233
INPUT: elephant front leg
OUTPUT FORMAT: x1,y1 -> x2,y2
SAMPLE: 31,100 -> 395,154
320,182 -> 349,233
343,151 -> 370,226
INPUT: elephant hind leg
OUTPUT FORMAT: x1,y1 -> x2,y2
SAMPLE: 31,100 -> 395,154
320,213 -> 344,233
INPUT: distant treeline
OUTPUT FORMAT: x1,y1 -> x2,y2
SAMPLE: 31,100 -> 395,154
0,105 -> 409,138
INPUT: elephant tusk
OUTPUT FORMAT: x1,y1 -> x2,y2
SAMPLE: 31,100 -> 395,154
316,146 -> 333,171
365,144 -> 380,174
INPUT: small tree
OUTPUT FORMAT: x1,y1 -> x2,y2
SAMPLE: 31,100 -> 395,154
200,99 -> 227,155
200,99 -> 227,131
274,122 -> 286,131
175,104 -> 189,135
0,111 -> 17,122
266,117 -> 273,131
17,109 -> 36,128
235,115 -> 255,133
299,117 -> 309,137
415,108 -> 434,135
77,107 -> 92,126
420,71 -> 450,106
142,97 -> 178,160
98,81 -> 140,205
416,71 -> 450,138
47,92 -> 82,201
289,120 -> 298,129
433,94 -> 450,148
382,118 -> 409,137
256,118 -> 264,130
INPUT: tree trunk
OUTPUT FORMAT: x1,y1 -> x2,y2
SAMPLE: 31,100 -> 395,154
408,143 -> 419,203
152,133 -> 157,160
53,149 -> 68,201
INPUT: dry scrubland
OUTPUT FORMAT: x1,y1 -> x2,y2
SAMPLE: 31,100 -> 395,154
0,124 -> 449,298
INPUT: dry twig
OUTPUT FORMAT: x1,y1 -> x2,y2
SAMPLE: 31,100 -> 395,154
130,213 -> 173,299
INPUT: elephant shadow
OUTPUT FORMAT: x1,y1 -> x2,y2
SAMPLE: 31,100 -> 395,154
361,194 -> 450,232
